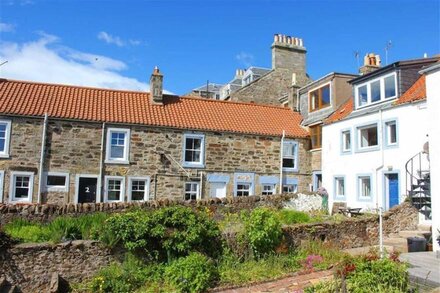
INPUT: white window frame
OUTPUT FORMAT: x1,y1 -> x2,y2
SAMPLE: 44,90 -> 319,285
283,184 -> 298,193
357,123 -> 379,151
9,171 -> 34,203
0,170 -> 4,203
354,72 -> 397,109
43,171 -> 70,192
105,128 -> 130,164
282,140 -> 299,172
104,176 -> 125,203
0,120 -> 12,158
341,129 -> 352,153
182,133 -> 205,168
128,176 -> 150,202
236,183 -> 252,197
384,119 -> 398,148
184,181 -> 200,200
357,175 -> 373,201
334,176 -> 345,199
261,184 -> 275,195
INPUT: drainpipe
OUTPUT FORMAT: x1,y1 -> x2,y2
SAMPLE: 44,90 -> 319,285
37,113 -> 48,204
376,109 -> 385,258
97,122 -> 106,203
279,130 -> 285,194
199,171 -> 203,200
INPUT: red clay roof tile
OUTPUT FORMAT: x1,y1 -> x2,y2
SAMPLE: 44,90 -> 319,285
324,98 -> 353,124
0,79 -> 309,138
394,75 -> 426,105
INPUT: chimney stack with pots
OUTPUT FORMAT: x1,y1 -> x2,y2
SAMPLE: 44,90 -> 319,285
150,66 -> 163,105
359,53 -> 381,75
271,33 -> 306,73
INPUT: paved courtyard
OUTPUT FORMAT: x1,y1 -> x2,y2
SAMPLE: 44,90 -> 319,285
400,251 -> 440,289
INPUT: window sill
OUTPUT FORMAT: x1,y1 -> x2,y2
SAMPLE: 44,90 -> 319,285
10,199 -> 32,204
357,196 -> 373,202
340,150 -> 352,155
105,159 -> 130,165
0,154 -> 10,158
355,146 -> 380,153
182,162 -> 205,169
309,148 -> 322,153
282,168 -> 298,173
45,187 -> 69,193
105,199 -> 124,203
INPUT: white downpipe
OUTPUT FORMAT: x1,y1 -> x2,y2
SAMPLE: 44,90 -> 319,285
279,130 -> 285,194
376,109 -> 385,258
97,122 -> 106,203
37,113 -> 48,204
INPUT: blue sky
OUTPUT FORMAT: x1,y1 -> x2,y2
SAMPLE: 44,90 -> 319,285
1,0 -> 439,94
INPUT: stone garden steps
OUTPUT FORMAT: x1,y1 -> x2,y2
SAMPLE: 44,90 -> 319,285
383,237 -> 409,253
398,230 -> 431,239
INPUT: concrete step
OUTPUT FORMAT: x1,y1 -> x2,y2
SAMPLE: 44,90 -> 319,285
399,230 -> 431,238
418,224 -> 432,231
383,237 -> 408,253
343,245 -> 395,256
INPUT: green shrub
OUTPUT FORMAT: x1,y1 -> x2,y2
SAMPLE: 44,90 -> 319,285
277,209 -> 310,225
4,213 -> 109,243
164,252 -> 218,293
104,206 -> 221,261
243,207 -> 282,257
90,254 -> 164,293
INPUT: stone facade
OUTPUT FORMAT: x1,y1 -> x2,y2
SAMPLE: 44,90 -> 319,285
0,240 -> 117,292
0,116 -> 312,204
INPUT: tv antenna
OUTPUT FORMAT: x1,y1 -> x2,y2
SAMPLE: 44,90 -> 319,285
353,51 -> 360,69
385,40 -> 392,65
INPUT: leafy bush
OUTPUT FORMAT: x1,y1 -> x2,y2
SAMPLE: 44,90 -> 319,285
243,207 -> 282,257
103,206 -> 221,261
4,213 -> 109,243
90,254 -> 164,293
277,209 -> 310,225
164,252 -> 218,293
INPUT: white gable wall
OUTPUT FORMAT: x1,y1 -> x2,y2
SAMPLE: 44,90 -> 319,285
322,101 -> 429,213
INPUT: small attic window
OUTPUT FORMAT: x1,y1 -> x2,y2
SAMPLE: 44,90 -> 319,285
309,83 -> 331,112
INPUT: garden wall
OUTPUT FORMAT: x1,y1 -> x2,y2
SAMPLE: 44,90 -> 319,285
0,240 -> 118,292
282,202 -> 418,249
0,193 -> 322,225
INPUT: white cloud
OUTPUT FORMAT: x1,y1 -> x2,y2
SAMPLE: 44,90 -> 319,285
0,32 -> 154,92
97,31 -> 125,47
0,22 -> 15,33
235,51 -> 254,68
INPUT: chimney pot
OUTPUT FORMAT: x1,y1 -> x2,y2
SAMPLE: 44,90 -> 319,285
360,53 -> 381,75
150,66 -> 164,104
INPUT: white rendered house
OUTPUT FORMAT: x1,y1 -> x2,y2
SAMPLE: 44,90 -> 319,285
322,57 -> 437,222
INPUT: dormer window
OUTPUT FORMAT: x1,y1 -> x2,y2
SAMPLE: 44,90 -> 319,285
355,73 -> 397,109
309,83 -> 330,112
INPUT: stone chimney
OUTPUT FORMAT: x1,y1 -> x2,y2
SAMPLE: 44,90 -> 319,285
359,53 -> 381,75
271,34 -> 306,73
235,69 -> 245,79
150,66 -> 163,104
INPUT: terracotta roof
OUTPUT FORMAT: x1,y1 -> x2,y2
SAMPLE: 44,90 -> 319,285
0,79 -> 308,138
324,98 -> 353,124
394,75 -> 426,105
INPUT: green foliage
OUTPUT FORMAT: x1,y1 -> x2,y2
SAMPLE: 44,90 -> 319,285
277,209 -> 311,225
103,206 -> 221,261
4,213 -> 109,243
243,207 -> 282,257
164,252 -> 218,293
218,249 -> 303,286
89,254 -> 164,293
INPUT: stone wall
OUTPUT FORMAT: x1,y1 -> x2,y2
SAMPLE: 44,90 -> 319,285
0,240 -> 117,292
283,202 -> 418,249
0,193 -> 320,225
0,116 -> 312,204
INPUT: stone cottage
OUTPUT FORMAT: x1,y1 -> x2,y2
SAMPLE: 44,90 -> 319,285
0,68 -> 311,205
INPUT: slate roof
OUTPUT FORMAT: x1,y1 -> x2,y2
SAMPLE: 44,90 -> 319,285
0,79 -> 309,138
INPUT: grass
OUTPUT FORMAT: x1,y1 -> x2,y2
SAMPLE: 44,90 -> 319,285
4,213 -> 109,243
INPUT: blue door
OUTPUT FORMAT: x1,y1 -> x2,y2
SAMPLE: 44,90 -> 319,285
388,174 -> 399,208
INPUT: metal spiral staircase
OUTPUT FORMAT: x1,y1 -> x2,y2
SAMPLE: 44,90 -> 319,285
405,151 -> 431,220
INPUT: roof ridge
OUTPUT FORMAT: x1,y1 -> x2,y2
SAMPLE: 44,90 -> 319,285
180,94 -> 295,111
0,78 -> 151,95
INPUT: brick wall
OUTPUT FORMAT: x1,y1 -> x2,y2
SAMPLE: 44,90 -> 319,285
0,116 -> 312,204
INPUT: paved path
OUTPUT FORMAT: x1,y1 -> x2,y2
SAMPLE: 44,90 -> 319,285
217,270 -> 333,293
400,251 -> 440,289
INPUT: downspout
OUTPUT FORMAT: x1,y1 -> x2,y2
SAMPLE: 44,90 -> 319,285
279,130 -> 285,194
37,113 -> 48,204
375,109 -> 385,258
199,171 -> 203,200
98,122 -> 106,203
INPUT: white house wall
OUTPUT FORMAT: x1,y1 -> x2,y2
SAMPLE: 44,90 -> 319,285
322,101 -> 429,212
426,69 -> 440,252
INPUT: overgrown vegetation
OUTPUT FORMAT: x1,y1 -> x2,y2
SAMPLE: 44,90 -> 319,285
4,213 -> 108,243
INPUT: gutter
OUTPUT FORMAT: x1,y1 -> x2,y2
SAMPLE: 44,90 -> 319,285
37,113 -> 48,204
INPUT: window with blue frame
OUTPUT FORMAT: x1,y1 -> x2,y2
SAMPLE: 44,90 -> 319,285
385,120 -> 397,146
183,134 -> 205,167
334,177 -> 345,199
358,175 -> 372,198
0,120 -> 11,158
341,130 -> 351,153
282,141 -> 298,171
357,124 -> 378,149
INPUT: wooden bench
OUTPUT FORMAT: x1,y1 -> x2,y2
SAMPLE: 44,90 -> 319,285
338,207 -> 363,217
